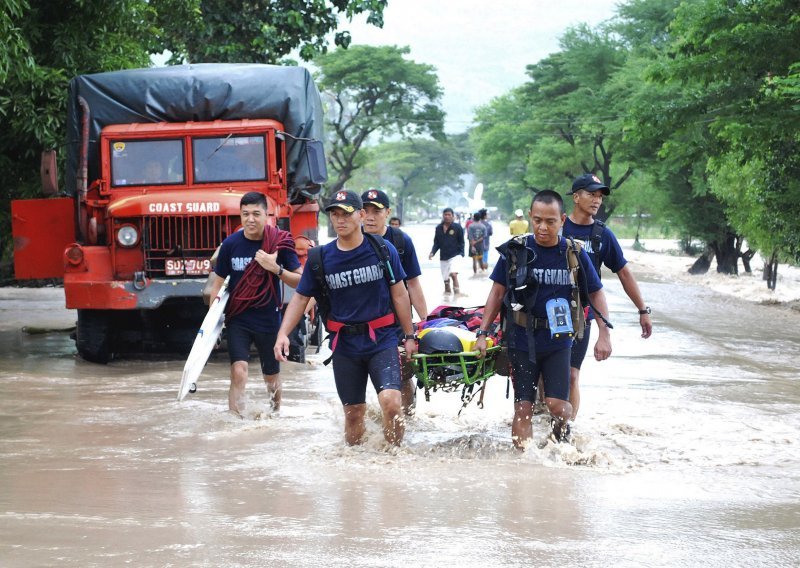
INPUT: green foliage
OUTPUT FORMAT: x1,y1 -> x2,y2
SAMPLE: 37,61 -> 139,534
315,45 -> 446,194
158,0 -> 388,63
653,0 -> 800,264
0,0 -> 161,262
472,23 -> 633,219
349,136 -> 470,220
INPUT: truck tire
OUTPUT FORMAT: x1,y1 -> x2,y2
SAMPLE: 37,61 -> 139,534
76,309 -> 112,363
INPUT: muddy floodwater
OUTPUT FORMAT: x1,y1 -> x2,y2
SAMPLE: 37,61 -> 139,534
1,223 -> 799,567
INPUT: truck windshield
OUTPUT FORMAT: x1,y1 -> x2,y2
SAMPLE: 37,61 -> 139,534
110,139 -> 185,186
193,135 -> 267,183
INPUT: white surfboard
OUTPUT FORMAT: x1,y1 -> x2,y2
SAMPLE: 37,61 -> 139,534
177,276 -> 230,401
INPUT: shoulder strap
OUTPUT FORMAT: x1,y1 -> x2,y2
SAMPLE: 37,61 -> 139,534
565,237 -> 587,341
589,220 -> 605,272
306,244 -> 333,327
390,227 -> 406,257
363,232 -> 397,285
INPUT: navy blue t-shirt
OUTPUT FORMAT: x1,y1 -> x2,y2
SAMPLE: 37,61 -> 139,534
490,235 -> 602,353
296,237 -> 407,357
214,230 -> 301,333
562,218 -> 627,276
384,226 -> 422,280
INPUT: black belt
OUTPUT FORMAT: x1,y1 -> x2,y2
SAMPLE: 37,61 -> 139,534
337,323 -> 370,335
511,312 -> 549,329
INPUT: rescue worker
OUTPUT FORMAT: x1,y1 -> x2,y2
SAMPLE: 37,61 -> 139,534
475,190 -> 612,448
274,190 -> 417,446
206,191 -> 302,416
361,188 -> 428,415
563,173 -> 652,421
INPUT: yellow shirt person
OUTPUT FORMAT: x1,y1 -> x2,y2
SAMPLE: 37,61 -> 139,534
508,209 -> 529,235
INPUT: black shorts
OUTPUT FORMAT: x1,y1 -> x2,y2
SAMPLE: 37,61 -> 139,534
331,346 -> 401,405
226,321 -> 279,376
509,346 -> 571,403
570,320 -> 593,369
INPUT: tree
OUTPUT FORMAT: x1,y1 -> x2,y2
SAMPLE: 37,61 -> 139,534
471,24 -> 632,220
635,0 -> 800,275
356,137 -> 470,221
0,0 -> 160,266
470,89 -> 538,215
157,0 -> 388,63
315,45 -> 446,196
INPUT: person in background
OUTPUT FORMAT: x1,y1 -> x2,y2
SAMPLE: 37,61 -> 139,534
475,190 -> 612,447
479,208 -> 493,271
275,190 -> 417,446
562,173 -> 653,422
429,207 -> 465,295
467,212 -> 487,275
206,191 -> 302,417
509,209 -> 529,235
389,217 -> 402,228
361,189 -> 428,415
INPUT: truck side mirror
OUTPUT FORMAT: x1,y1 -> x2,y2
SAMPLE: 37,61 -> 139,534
305,140 -> 328,185
41,150 -> 58,196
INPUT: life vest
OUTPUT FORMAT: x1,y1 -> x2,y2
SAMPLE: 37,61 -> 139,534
496,236 -> 587,359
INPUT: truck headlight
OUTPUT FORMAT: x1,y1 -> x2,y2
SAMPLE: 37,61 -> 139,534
117,225 -> 139,247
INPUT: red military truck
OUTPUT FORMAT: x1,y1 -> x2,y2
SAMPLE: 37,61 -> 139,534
11,64 -> 326,362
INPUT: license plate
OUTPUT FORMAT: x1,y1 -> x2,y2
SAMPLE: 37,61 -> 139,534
165,258 -> 211,276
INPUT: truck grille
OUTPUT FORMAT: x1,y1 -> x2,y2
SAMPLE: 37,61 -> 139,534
142,215 -> 236,277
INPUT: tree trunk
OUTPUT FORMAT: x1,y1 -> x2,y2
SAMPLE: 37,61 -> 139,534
764,251 -> 778,290
713,233 -> 739,275
688,246 -> 714,274
740,249 -> 756,273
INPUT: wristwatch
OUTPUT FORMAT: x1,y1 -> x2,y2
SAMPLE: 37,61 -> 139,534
403,333 -> 418,341
638,307 -> 651,315
276,265 -> 284,276
475,329 -> 490,337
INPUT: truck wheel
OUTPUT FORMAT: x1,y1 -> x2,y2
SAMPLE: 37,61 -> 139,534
76,309 -> 112,363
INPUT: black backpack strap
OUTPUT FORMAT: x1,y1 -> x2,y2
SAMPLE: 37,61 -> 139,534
589,219 -> 605,273
307,245 -> 330,322
363,232 -> 397,285
390,228 -> 406,257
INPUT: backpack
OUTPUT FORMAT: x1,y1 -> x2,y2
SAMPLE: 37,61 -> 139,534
306,232 -> 397,328
387,227 -> 406,257
589,219 -> 606,275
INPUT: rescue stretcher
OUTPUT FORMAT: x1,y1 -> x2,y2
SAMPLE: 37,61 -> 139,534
410,320 -> 504,412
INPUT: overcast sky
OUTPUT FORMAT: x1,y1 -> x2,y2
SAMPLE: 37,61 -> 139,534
343,0 -> 622,133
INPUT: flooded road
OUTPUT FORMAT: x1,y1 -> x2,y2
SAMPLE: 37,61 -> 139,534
1,224 -> 799,567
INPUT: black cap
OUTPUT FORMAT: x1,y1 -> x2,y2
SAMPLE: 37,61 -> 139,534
568,173 -> 610,195
324,190 -> 363,213
361,188 -> 391,209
